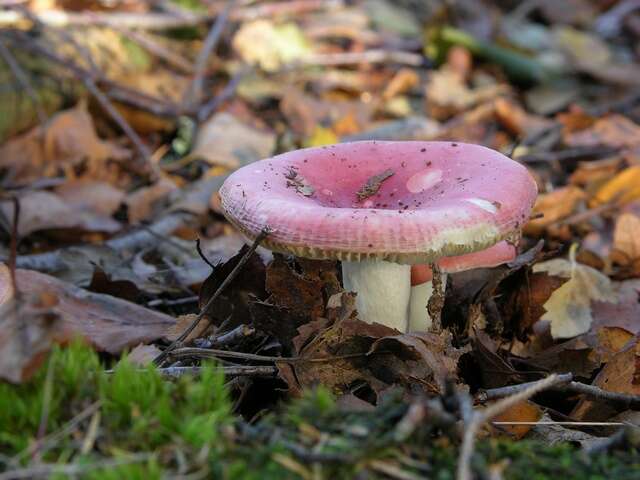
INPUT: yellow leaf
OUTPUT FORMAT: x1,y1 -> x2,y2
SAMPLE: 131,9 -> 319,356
533,246 -> 618,339
304,126 -> 338,147
591,166 -> 640,206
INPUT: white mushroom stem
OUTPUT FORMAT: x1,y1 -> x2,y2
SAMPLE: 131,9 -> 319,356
341,260 -> 411,331
407,275 -> 447,332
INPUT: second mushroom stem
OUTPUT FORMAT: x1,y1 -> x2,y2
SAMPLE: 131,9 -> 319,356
341,260 -> 444,333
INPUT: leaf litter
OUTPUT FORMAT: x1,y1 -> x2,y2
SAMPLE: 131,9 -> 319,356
2,0 -> 640,477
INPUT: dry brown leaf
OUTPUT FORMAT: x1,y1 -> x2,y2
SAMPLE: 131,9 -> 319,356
125,178 -> 178,223
565,114 -> 640,150
572,338 -> 640,421
494,97 -> 554,138
524,186 -> 586,236
591,166 -> 640,207
165,314 -> 210,343
127,344 -> 163,367
611,212 -> 640,271
55,180 -> 125,217
184,112 -> 276,169
0,101 -> 130,182
533,247 -> 618,339
0,190 -> 121,237
0,264 -> 175,356
0,267 -> 73,383
490,401 -> 543,440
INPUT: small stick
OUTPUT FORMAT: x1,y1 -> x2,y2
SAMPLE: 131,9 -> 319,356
167,346 -> 389,364
457,374 -> 564,480
197,65 -> 249,122
183,1 -> 231,109
153,228 -> 270,365
154,365 -> 276,378
478,374 -> 640,408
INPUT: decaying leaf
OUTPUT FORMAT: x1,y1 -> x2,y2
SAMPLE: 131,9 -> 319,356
0,264 -> 175,357
356,169 -> 394,201
233,20 -> 311,72
533,246 -> 618,339
0,101 -> 130,182
0,190 -> 121,237
490,401 -> 543,440
591,166 -> 640,207
572,338 -> 640,421
184,112 -> 276,169
611,212 -> 640,276
524,186 -> 586,236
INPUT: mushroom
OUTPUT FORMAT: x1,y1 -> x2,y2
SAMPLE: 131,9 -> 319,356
219,141 -> 537,332
408,241 -> 516,331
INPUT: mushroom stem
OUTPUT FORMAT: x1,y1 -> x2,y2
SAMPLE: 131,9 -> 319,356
407,275 -> 448,332
341,260 -> 411,331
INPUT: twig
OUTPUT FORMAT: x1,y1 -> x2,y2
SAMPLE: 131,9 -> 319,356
153,365 -> 277,378
183,1 -> 231,110
457,374 -> 564,480
585,426 -> 640,455
0,38 -> 47,125
153,228 -> 271,365
478,374 -> 640,409
110,27 -> 194,74
210,324 -> 255,348
81,76 -> 159,179
167,346 -> 391,364
197,65 -> 249,122
12,175 -> 229,272
476,373 -> 573,401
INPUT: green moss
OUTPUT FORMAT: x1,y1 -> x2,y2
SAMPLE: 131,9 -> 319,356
1,343 -> 639,479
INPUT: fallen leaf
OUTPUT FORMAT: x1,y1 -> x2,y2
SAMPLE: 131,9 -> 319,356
125,178 -> 178,223
0,101 -> 130,182
233,20 -> 311,72
55,180 -> 125,217
572,338 -> 640,421
611,212 -> 640,276
0,270 -> 72,383
524,186 -> 586,236
533,247 -> 619,339
591,166 -> 640,207
165,314 -> 210,343
184,112 -> 276,169
490,401 -> 542,440
565,114 -> 640,150
0,190 -> 121,237
127,344 -> 163,367
0,264 -> 175,355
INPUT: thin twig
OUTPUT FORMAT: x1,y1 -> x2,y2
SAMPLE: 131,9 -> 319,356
168,346 -> 391,364
158,365 -> 276,377
197,65 -> 250,122
153,228 -> 271,365
478,374 -> 640,408
81,76 -> 159,179
183,1 -> 231,109
457,374 -> 565,480
294,49 -> 424,67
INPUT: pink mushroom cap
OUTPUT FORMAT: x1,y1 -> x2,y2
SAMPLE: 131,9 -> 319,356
220,141 -> 537,263
410,241 -> 517,286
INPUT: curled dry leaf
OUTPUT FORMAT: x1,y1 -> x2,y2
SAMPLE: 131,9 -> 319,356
0,190 -> 121,237
524,186 -> 586,236
572,338 -> 640,421
611,212 -> 640,276
125,178 -> 178,224
592,166 -> 640,207
533,247 -> 618,339
233,20 -> 311,72
490,401 -> 543,440
184,112 -> 276,169
55,180 -> 125,217
0,264 -> 175,359
0,101 -> 130,182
